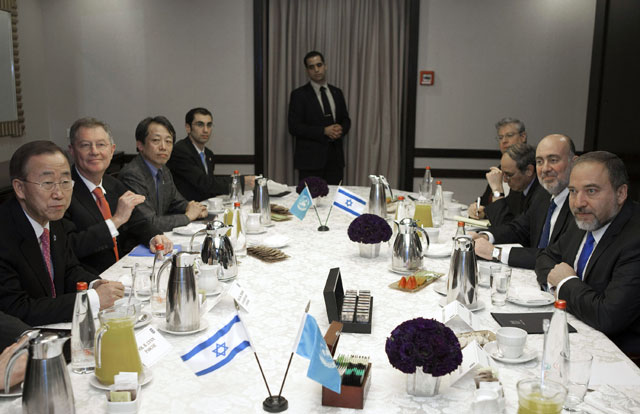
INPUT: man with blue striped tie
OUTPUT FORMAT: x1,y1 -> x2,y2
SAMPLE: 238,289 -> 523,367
536,151 -> 640,358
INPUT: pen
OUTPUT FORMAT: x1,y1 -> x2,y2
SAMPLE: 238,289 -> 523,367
476,197 -> 481,212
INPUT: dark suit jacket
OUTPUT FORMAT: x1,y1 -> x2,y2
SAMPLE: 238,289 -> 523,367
489,188 -> 573,269
485,177 -> 541,227
167,137 -> 232,202
0,198 -> 99,325
64,168 -> 162,274
0,311 -> 29,350
288,82 -> 351,170
535,200 -> 640,354
119,155 -> 190,232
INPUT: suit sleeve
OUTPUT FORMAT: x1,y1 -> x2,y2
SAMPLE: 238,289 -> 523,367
0,311 -> 30,350
288,90 -> 329,143
63,212 -> 115,260
507,247 -> 539,270
484,197 -> 512,227
535,234 -> 569,287
488,208 -> 533,246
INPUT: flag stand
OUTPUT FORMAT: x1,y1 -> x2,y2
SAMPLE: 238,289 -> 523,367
304,182 -> 330,232
317,180 -> 341,232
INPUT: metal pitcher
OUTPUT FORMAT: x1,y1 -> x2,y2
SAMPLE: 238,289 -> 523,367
190,220 -> 238,281
368,175 -> 392,217
252,175 -> 271,226
4,330 -> 75,413
446,235 -> 478,307
392,218 -> 430,273
157,252 -> 200,332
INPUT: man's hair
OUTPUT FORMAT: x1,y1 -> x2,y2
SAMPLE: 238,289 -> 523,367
135,116 -> 176,145
505,143 -> 535,173
574,151 -> 628,190
69,117 -> 114,145
185,107 -> 212,125
495,117 -> 526,134
303,51 -> 325,67
10,140 -> 66,180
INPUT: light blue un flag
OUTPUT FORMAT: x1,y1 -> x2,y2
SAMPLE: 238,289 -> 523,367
290,187 -> 313,220
293,313 -> 341,393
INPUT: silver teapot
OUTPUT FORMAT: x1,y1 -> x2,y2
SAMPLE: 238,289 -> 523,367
368,175 -> 392,218
391,218 -> 429,273
4,330 -> 75,413
252,176 -> 271,226
157,252 -> 200,332
191,220 -> 238,281
446,235 -> 478,308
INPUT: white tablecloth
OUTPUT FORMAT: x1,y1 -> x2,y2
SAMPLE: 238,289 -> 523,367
2,186 -> 639,414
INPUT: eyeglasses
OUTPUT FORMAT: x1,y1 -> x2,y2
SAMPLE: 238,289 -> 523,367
495,132 -> 520,142
22,179 -> 75,191
75,141 -> 111,152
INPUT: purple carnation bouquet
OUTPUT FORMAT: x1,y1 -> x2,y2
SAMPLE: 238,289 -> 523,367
296,176 -> 329,198
385,317 -> 462,377
347,213 -> 392,244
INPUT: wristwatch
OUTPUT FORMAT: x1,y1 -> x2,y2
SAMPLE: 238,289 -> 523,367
492,247 -> 502,262
493,190 -> 505,199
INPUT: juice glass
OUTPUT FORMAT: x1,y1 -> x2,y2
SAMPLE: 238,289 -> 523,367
413,200 -> 433,228
517,378 -> 567,414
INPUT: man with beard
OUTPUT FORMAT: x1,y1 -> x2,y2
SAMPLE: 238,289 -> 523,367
536,151 -> 640,358
471,134 -> 576,269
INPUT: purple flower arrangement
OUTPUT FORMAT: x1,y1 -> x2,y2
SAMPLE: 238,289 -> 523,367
385,317 -> 462,377
296,176 -> 329,198
347,214 -> 392,244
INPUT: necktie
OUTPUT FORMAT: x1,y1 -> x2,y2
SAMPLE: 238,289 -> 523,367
156,169 -> 163,211
200,152 -> 208,173
576,232 -> 595,280
320,86 -> 334,122
92,187 -> 119,261
40,228 -> 56,298
537,199 -> 558,248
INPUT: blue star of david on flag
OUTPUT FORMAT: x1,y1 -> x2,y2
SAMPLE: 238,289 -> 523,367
332,186 -> 366,217
213,342 -> 228,357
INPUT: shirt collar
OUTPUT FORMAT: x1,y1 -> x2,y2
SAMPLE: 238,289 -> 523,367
21,208 -> 50,240
552,187 -> 569,207
591,221 -> 612,243
75,166 -> 106,196
190,139 -> 206,155
142,157 -> 160,178
310,80 -> 328,94
523,177 -> 535,196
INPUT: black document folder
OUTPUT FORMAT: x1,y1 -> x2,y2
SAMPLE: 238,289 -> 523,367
491,312 -> 577,334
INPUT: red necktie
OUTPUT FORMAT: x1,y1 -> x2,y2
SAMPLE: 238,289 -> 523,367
92,187 -> 120,261
40,228 -> 56,298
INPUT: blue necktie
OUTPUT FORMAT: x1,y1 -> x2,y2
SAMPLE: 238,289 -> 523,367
199,152 -> 208,173
576,232 -> 595,279
537,199 -> 557,248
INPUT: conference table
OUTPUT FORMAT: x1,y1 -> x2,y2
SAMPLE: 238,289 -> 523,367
2,186 -> 639,414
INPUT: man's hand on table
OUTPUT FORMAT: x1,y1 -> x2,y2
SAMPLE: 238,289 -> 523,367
547,262 -> 577,288
468,203 -> 486,219
0,335 -> 28,391
474,237 -> 495,260
149,234 -> 173,253
185,201 -> 208,221
94,280 -> 125,310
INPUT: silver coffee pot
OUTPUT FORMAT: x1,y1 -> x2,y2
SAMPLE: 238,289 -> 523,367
157,252 -> 200,332
391,218 -> 430,273
4,330 -> 75,413
368,175 -> 392,218
252,176 -> 271,226
446,235 -> 478,307
191,220 -> 238,281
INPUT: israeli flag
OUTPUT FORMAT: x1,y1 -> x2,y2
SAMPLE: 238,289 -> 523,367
332,186 -> 366,217
290,187 -> 314,220
292,313 -> 341,393
181,314 -> 253,376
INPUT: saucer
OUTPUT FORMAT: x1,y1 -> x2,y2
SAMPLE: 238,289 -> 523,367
206,285 -> 225,297
134,311 -> 152,329
208,209 -> 225,216
0,383 -> 22,398
172,224 -> 206,236
388,266 -> 421,275
245,229 -> 267,235
507,292 -> 555,307
432,280 -> 447,296
425,243 -> 452,258
89,368 -> 153,390
438,297 -> 485,312
484,341 -> 537,364
261,235 -> 290,248
157,319 -> 209,336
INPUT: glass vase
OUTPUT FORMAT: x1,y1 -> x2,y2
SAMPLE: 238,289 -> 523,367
358,242 -> 381,258
406,369 -> 441,397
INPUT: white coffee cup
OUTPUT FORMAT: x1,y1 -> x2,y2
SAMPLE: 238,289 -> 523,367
496,327 -> 527,358
442,191 -> 454,204
424,227 -> 440,243
246,213 -> 262,233
198,264 -> 220,294
472,389 -> 500,414
207,197 -> 223,211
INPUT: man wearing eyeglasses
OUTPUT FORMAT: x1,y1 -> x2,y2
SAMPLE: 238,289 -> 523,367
167,107 -> 255,202
468,117 -> 527,222
0,141 -> 124,326
64,117 -> 173,274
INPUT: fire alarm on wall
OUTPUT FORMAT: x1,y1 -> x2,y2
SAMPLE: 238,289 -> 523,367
419,71 -> 434,86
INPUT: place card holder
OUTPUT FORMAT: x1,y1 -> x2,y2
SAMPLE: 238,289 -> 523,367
323,268 -> 372,334
321,321 -> 372,410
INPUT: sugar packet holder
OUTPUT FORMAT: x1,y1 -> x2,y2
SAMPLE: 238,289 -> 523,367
106,372 -> 141,414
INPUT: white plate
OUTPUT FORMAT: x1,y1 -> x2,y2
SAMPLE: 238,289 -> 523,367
157,319 -> 209,336
425,244 -> 452,258
245,229 -> 267,235
135,311 -> 152,329
261,235 -> 290,249
484,341 -> 537,364
507,293 -> 555,307
89,367 -> 153,390
172,224 -> 206,236
0,383 -> 22,398
432,280 -> 447,296
388,266 -> 421,275
208,209 -> 225,216
205,285 -> 225,297
438,297 -> 485,312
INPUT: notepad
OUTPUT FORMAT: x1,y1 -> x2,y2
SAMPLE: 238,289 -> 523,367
491,312 -> 577,334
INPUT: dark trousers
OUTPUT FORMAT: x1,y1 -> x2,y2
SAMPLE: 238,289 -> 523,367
298,142 -> 343,185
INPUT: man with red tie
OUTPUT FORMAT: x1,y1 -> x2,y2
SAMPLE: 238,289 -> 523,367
64,117 -> 172,274
0,141 -> 124,325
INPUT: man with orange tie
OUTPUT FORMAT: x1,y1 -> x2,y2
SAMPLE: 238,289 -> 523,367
64,117 -> 172,274
0,141 -> 124,325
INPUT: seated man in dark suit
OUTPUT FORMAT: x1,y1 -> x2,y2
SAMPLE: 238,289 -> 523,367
0,311 -> 29,351
0,314 -> 28,392
471,134 -> 576,269
0,141 -> 124,326
167,107 -> 255,202
483,143 -> 541,226
536,151 -> 640,358
64,117 -> 172,274
119,116 -> 208,232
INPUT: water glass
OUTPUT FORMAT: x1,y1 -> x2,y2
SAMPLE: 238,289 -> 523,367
490,265 -> 511,306
561,351 -> 593,411
133,268 -> 152,302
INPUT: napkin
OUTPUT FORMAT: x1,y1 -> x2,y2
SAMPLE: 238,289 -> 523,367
508,288 -> 554,304
267,179 -> 289,194
128,244 -> 182,257
583,385 -> 640,414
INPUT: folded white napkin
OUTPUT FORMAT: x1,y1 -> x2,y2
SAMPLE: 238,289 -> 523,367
509,288 -> 554,303
119,273 -> 132,287
262,234 -> 290,248
267,179 -> 289,194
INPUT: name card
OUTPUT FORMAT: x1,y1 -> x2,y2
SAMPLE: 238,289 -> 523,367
448,339 -> 492,386
135,325 -> 172,367
228,281 -> 252,313
438,300 -> 475,332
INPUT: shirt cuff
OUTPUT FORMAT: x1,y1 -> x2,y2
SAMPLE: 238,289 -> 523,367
556,275 -> 579,298
500,246 -> 511,265
480,231 -> 495,244
87,288 -> 101,318
105,219 -> 119,238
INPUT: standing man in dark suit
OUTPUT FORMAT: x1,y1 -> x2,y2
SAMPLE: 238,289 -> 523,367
167,107 -> 255,202
119,116 -> 208,232
471,134 -> 576,269
0,141 -> 123,326
536,151 -> 640,357
64,117 -> 172,274
288,51 -> 351,184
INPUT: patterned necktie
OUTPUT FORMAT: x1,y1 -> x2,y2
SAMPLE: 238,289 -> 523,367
537,199 -> 558,248
200,152 -> 208,173
320,86 -> 334,122
40,228 -> 56,298
92,187 -> 119,261
576,232 -> 595,280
